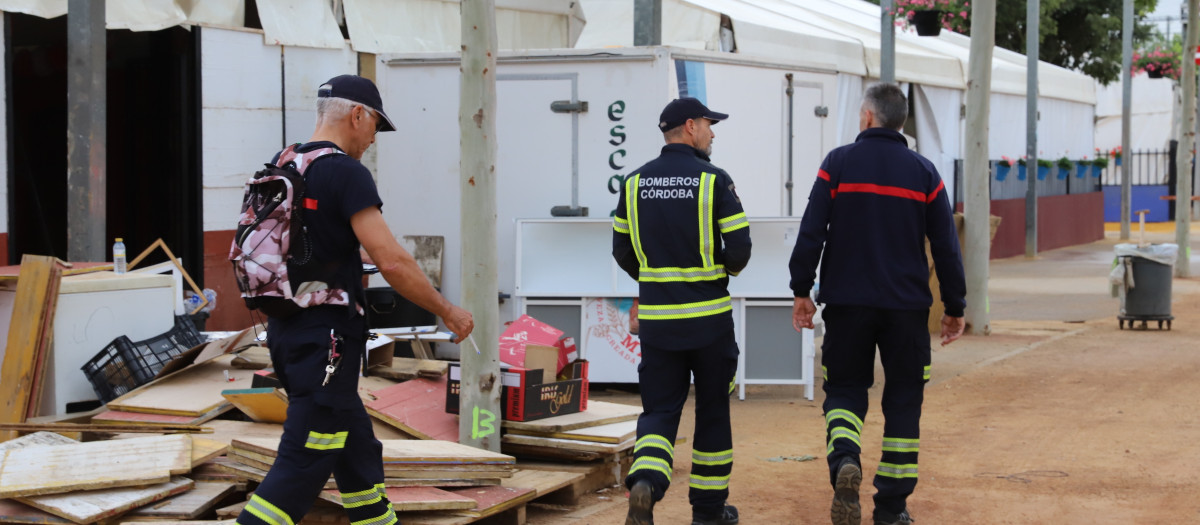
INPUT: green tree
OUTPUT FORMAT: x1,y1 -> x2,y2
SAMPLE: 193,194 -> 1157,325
870,0 -> 1160,84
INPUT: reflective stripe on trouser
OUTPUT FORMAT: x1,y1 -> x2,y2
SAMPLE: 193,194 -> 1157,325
819,305 -> 930,517
625,333 -> 739,513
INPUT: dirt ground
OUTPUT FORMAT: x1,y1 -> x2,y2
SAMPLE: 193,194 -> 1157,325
525,232 -> 1200,524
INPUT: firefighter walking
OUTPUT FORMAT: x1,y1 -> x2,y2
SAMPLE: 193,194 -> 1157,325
613,97 -> 752,525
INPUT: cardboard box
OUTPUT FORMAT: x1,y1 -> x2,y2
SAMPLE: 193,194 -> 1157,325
446,360 -> 589,421
499,315 -> 577,375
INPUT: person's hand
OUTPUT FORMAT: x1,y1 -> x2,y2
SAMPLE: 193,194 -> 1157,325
792,297 -> 817,332
443,305 -> 474,344
940,315 -> 965,346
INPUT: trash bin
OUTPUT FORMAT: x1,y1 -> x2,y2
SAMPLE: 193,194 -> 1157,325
1111,243 -> 1177,330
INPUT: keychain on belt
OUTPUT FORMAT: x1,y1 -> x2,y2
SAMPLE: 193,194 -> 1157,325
322,329 -> 344,386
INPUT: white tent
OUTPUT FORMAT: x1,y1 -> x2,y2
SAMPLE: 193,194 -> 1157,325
1094,75 -> 1179,153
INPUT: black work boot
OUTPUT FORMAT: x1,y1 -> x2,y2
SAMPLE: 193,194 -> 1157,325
691,504 -> 739,525
873,508 -> 914,525
625,480 -> 654,525
831,459 -> 862,525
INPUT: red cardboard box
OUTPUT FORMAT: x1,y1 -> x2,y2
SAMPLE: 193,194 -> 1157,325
499,315 -> 576,375
446,360 -> 589,421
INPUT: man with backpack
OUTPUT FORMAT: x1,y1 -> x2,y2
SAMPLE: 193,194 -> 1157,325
231,74 -> 474,525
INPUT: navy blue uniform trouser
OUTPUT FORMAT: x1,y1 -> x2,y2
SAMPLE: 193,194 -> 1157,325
624,332 -> 739,515
821,305 -> 930,516
236,309 -> 398,525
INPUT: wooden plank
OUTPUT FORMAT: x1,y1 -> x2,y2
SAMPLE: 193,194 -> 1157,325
126,482 -> 237,520
0,431 -> 77,452
0,422 -> 211,434
193,420 -> 282,446
107,355 -> 253,417
498,443 -> 603,462
446,486 -> 535,518
232,438 -> 513,466
220,388 -> 288,424
0,256 -> 62,441
499,469 -> 583,499
17,477 -> 193,524
24,258 -> 63,420
318,487 -> 474,512
0,498 -> 74,525
363,378 -> 458,442
505,419 -> 636,444
0,435 -> 192,498
215,456 -> 496,489
500,400 -> 641,433
213,500 -> 247,520
229,448 -> 508,480
121,520 -> 234,525
191,438 -> 229,468
501,434 -> 632,454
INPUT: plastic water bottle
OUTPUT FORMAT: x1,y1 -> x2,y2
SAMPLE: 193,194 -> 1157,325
113,238 -> 127,274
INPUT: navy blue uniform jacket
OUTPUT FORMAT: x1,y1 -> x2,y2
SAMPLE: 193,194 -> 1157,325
789,128 -> 966,317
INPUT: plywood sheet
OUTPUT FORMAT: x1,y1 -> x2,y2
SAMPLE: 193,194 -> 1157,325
0,431 -> 77,452
500,469 -> 583,498
215,456 -> 494,489
318,487 -> 473,512
505,419 -> 636,444
126,482 -> 237,519
362,378 -> 458,442
446,486 -> 534,518
501,434 -> 633,454
18,477 -> 193,524
232,438 -> 512,466
107,355 -> 253,417
191,438 -> 229,468
228,347 -> 270,370
501,400 -> 641,433
90,408 -> 230,426
0,435 -> 192,498
0,256 -> 62,441
195,420 -> 283,446
0,499 -> 73,525
367,358 -> 448,382
220,388 -> 287,424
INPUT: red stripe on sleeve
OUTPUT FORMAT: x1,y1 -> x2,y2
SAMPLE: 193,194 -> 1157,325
926,181 -> 945,203
818,169 -> 831,182
835,183 -> 926,202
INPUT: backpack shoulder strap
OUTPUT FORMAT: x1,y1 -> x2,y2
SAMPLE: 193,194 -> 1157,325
280,146 -> 345,175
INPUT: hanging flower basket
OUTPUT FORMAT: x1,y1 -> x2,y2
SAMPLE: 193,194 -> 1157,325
1134,47 -> 1181,81
996,164 -> 1010,181
910,10 -> 943,36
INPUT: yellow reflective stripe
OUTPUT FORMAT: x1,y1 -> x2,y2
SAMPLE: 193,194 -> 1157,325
882,437 -> 920,453
825,409 -> 863,433
728,379 -> 735,395
629,456 -> 673,478
351,503 -> 397,525
923,365 -> 931,380
627,174 -> 647,268
245,494 -> 294,525
692,449 -> 733,466
822,365 -> 828,381
635,434 -> 674,459
826,427 -> 862,454
306,431 -> 348,450
698,172 -> 715,268
688,474 -> 730,490
638,265 -> 727,282
638,296 -> 732,320
718,212 -> 749,233
613,216 -> 630,234
340,486 -> 383,509
877,462 -> 919,479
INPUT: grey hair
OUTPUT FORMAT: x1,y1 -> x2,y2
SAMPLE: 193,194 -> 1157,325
316,96 -> 374,126
863,83 -> 908,130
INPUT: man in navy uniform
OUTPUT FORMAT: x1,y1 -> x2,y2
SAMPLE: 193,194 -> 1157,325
613,97 -> 752,525
790,83 -> 966,525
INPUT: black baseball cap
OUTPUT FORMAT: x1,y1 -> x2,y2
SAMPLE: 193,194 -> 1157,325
317,75 -> 397,132
658,97 -> 729,132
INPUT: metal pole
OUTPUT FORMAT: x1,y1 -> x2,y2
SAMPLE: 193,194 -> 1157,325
66,0 -> 106,262
634,0 -> 662,46
964,0 -> 995,335
881,0 -> 896,84
459,0 -> 501,451
1025,0 -> 1039,258
1120,0 -> 1133,240
1176,0 -> 1198,277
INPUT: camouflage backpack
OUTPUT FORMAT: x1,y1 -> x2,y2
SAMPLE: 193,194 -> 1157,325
229,144 -> 354,319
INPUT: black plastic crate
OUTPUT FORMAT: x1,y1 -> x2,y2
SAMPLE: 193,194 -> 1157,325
81,316 -> 204,403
